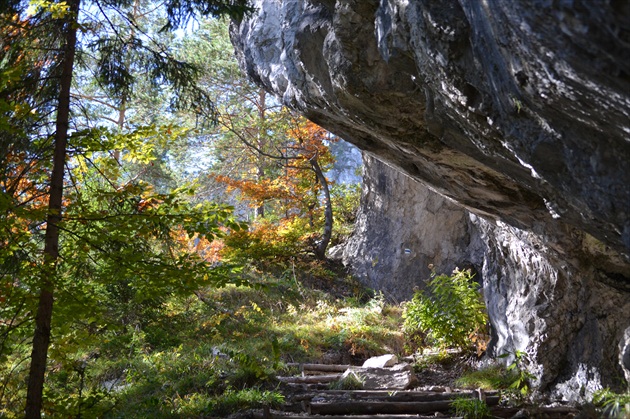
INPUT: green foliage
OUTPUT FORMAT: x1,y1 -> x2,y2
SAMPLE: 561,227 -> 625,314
593,388 -> 630,418
0,139 -> 247,416
1,5 -> 363,418
402,268 -> 488,351
225,351 -> 274,389
412,350 -> 459,373
7,265 -> 394,417
221,218 -> 308,266
27,0 -> 71,18
454,351 -> 535,408
330,182 -> 361,244
451,397 -> 491,419
498,350 -> 535,397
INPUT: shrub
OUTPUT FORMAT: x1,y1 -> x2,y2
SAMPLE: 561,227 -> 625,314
221,217 -> 309,265
403,268 -> 488,351
500,350 -> 535,396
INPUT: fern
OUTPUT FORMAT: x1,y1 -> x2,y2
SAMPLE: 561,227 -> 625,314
403,268 -> 488,351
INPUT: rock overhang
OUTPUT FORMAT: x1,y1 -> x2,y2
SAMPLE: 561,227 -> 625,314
231,0 -> 630,262
230,0 -> 630,395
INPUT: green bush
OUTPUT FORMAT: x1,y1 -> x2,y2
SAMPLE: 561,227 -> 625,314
403,268 -> 488,351
500,350 -> 535,396
330,183 -> 361,244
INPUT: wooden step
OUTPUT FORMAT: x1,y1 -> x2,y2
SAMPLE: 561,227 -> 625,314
305,400 -> 458,415
286,363 -> 353,372
290,389 -> 499,402
278,374 -> 342,384
253,413 -> 463,419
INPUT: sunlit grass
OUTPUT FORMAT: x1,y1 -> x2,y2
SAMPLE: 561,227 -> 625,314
455,364 -> 520,390
88,268 -> 405,417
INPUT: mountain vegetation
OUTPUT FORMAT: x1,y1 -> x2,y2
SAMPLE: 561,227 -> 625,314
2,1 -> 627,418
0,1 -> 365,415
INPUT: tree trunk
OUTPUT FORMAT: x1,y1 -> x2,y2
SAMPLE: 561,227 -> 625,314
25,0 -> 80,416
310,157 -> 332,260
255,88 -> 266,218
113,95 -> 126,163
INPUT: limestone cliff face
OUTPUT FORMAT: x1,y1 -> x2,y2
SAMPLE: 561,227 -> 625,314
337,155 -> 484,303
231,0 -> 630,397
343,155 -> 630,399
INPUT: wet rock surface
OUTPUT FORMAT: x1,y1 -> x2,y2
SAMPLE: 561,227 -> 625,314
231,0 -> 630,399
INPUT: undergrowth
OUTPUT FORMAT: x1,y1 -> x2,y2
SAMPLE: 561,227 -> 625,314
451,396 -> 492,419
0,260 -> 403,418
402,268 -> 488,354
455,365 -> 519,390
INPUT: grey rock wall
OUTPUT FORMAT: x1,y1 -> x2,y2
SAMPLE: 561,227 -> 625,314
345,155 -> 630,399
230,0 -> 630,398
337,154 -> 484,302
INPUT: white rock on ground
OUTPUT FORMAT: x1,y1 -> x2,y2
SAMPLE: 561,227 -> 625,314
342,363 -> 415,390
362,354 -> 399,368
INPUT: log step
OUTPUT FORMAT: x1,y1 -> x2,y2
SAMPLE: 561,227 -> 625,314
278,374 -> 342,384
291,389 -> 499,402
253,413 -> 463,419
305,400 -> 454,415
286,363 -> 353,372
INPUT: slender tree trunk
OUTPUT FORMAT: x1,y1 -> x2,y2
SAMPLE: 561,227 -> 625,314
25,0 -> 80,416
113,95 -> 126,163
255,88 -> 266,218
113,0 -> 137,164
310,157 -> 332,260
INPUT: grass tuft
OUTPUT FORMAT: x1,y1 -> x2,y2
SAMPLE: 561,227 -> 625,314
328,372 -> 364,390
455,365 -> 520,390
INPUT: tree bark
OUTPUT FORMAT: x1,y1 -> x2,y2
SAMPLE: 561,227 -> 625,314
25,0 -> 80,416
310,157 -> 332,260
255,88 -> 266,218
